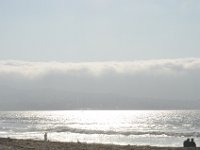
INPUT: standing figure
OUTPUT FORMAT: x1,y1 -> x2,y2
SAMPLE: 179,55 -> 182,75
44,132 -> 48,141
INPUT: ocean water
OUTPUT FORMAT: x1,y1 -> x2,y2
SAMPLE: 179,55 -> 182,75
0,110 -> 200,147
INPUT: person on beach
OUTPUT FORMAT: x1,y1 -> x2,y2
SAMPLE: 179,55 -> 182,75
44,132 -> 48,141
190,138 -> 196,147
183,138 -> 190,147
183,138 -> 196,147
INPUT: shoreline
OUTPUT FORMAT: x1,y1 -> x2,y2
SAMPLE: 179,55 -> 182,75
0,137 -> 196,150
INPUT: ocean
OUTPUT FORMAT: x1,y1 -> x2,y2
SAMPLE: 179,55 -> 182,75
0,110 -> 199,147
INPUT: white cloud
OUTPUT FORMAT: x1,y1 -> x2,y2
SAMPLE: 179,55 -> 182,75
0,58 -> 200,110
0,58 -> 200,79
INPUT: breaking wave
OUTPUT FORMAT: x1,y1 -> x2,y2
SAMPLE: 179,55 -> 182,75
47,126 -> 200,137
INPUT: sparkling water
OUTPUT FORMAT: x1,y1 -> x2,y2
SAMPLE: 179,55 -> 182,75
0,110 -> 199,147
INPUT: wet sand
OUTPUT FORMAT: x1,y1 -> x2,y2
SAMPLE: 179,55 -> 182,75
0,138 -> 198,150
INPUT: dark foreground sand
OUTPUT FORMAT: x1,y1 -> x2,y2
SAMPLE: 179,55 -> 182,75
0,138 -> 198,150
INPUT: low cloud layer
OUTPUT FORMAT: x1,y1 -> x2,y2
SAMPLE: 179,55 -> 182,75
0,58 -> 200,110
0,58 -> 200,78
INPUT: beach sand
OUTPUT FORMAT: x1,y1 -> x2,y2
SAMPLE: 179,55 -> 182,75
0,138 -> 198,150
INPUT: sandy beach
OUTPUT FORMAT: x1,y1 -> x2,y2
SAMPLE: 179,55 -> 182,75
0,138 -> 198,150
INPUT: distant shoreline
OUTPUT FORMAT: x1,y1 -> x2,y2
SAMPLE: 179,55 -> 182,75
0,137 -> 193,150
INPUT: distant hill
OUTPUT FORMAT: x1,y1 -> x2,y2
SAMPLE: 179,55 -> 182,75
0,86 -> 199,110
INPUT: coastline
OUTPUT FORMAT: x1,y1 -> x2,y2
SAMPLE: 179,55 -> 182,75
0,137 -> 195,150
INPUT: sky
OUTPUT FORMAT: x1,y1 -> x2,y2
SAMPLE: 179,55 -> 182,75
0,0 -> 200,110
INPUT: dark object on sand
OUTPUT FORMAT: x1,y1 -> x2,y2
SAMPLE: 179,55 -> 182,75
190,138 -> 196,147
44,132 -> 48,141
183,138 -> 196,147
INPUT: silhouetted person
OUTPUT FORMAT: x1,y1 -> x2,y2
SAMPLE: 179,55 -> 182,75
190,138 -> 196,147
44,132 -> 47,141
183,138 -> 190,147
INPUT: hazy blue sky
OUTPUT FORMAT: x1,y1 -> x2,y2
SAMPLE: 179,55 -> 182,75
1,0 -> 200,110
1,0 -> 200,61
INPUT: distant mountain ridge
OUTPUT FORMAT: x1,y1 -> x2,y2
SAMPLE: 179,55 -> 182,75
0,86 -> 199,110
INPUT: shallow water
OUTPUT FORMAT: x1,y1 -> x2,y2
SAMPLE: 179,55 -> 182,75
0,110 -> 199,146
